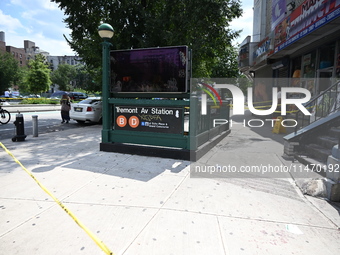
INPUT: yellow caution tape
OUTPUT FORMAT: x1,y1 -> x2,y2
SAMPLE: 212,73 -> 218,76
0,142 -> 115,255
250,100 -> 274,105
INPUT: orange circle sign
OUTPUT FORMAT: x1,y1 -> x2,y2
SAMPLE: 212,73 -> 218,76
116,115 -> 127,127
128,116 -> 140,128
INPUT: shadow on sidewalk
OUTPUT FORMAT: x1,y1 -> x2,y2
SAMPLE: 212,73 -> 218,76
31,153 -> 188,182
9,126 -> 190,182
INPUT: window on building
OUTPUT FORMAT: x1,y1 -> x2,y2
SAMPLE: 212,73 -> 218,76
302,51 -> 317,96
316,43 -> 336,93
291,56 -> 301,87
319,43 -> 335,69
302,51 -> 316,78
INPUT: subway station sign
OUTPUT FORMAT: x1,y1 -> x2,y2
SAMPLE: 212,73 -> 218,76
114,106 -> 183,134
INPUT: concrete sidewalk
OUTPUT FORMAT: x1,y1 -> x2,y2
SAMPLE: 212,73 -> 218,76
0,116 -> 339,255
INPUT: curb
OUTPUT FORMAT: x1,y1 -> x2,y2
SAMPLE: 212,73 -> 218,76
3,104 -> 60,113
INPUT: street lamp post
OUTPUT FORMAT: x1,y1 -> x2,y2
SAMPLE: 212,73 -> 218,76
98,23 -> 114,143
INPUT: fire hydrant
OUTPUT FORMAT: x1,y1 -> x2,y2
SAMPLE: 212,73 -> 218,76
12,113 -> 27,142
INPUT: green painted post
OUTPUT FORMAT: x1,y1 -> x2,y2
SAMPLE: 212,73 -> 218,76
189,96 -> 198,151
98,23 -> 114,143
101,39 -> 112,142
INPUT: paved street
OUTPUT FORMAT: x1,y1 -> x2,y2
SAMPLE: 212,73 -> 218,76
0,108 -> 98,140
0,110 -> 339,255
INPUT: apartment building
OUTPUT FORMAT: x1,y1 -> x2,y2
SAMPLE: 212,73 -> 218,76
47,55 -> 82,71
0,31 -> 82,93
24,40 -> 50,62
5,46 -> 27,67
0,31 -> 27,66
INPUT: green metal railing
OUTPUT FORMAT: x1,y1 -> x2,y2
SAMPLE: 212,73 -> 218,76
294,80 -> 340,133
189,96 -> 230,150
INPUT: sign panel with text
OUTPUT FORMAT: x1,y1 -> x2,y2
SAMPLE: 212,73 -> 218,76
114,106 -> 183,134
274,0 -> 340,52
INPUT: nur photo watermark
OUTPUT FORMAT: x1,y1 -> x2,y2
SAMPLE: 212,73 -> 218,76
189,78 -> 337,178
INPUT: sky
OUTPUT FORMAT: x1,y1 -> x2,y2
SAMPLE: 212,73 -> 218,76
0,0 -> 254,56
231,1 -> 254,46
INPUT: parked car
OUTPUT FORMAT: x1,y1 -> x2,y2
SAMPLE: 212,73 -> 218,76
49,91 -> 68,99
69,97 -> 102,123
68,92 -> 88,101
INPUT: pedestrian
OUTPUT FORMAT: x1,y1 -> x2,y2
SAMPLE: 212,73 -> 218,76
60,94 -> 71,123
4,90 -> 10,98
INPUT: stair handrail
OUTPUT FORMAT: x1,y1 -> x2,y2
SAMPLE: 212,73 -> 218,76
294,79 -> 340,134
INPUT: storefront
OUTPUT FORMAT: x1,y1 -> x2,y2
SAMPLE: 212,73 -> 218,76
269,0 -> 340,96
250,34 -> 276,103
238,36 -> 257,80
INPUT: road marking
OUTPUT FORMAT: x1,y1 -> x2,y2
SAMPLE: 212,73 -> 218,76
0,142 -> 115,255
21,111 -> 59,115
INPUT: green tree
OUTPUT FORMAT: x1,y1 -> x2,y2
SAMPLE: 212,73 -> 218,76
51,64 -> 77,91
211,46 -> 240,78
16,66 -> 30,94
0,51 -> 20,94
52,0 -> 242,80
237,74 -> 252,94
26,54 -> 52,95
74,64 -> 100,93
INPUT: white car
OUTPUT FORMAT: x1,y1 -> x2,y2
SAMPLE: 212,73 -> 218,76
70,97 -> 102,123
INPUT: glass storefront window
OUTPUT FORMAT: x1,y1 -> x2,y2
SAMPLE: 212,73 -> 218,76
302,51 -> 316,97
291,57 -> 301,87
302,51 -> 316,78
319,43 -> 335,69
316,43 -> 335,94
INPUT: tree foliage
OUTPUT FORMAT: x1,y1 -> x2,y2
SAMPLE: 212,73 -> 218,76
0,51 -> 20,94
237,74 -> 252,94
26,54 -> 52,94
51,63 -> 77,91
74,64 -> 101,93
211,46 -> 240,78
16,67 -> 30,94
52,0 -> 242,79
